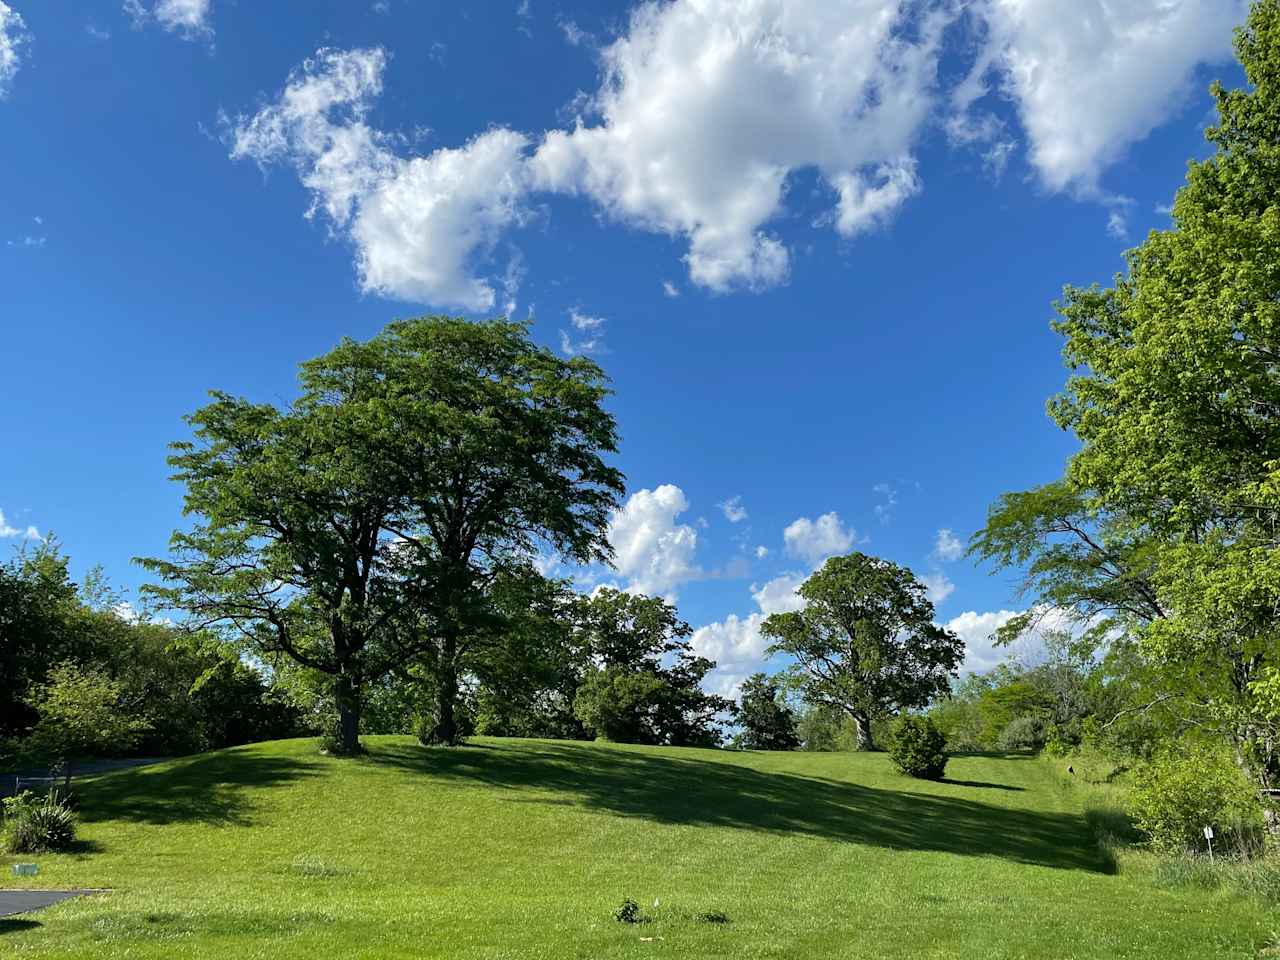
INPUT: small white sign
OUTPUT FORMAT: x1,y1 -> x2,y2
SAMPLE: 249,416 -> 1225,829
1203,826 -> 1214,840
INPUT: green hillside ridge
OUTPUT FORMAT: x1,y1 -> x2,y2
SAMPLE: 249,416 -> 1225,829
0,738 -> 1272,959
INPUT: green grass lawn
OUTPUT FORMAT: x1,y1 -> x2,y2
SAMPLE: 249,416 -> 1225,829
0,737 -> 1273,959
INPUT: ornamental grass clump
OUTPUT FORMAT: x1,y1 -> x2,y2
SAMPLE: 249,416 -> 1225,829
3,790 -> 77,854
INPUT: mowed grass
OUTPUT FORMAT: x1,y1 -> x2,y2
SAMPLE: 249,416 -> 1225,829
0,737 -> 1273,959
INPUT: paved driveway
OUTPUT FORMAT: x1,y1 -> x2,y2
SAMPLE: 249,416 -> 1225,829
0,890 -> 92,918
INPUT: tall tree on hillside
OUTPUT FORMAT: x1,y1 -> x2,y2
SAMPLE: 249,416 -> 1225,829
983,0 -> 1280,830
762,552 -> 963,751
571,588 -> 733,746
143,317 -> 624,754
736,672 -> 800,751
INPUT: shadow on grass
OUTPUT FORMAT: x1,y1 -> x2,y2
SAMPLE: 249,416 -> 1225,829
370,741 -> 1112,874
75,750 -> 316,827
939,778 -> 1025,791
0,919 -> 41,935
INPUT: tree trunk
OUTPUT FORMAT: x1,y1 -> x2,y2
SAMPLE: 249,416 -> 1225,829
422,634 -> 461,746
853,712 -> 875,752
331,671 -> 363,755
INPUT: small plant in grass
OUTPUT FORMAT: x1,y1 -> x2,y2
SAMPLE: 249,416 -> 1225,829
613,898 -> 643,924
2,790 -> 77,854
889,715 -> 948,780
695,910 -> 730,924
290,854 -> 351,879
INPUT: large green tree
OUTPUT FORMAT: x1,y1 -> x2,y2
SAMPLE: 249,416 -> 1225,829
762,552 -> 963,751
981,0 -> 1280,830
570,588 -> 732,746
143,317 -> 624,754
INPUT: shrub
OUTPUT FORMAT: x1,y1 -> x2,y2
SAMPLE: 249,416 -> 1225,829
889,715 -> 948,780
613,898 -> 642,923
2,790 -> 77,854
1127,741 -> 1262,854
998,714 -> 1051,751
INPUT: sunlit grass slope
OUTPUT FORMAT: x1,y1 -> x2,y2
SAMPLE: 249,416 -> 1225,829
0,737 -> 1272,959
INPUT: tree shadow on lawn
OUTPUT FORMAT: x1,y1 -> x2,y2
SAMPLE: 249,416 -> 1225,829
371,742 -> 1112,874
0,920 -> 41,936
74,751 -> 317,827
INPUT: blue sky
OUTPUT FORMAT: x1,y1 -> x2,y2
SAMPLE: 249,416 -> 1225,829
0,0 -> 1250,693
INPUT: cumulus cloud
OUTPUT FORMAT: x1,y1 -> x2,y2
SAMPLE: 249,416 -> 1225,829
944,605 -> 1079,674
125,0 -> 213,41
0,2 -> 29,99
959,0 -> 1247,194
607,484 -> 700,597
933,528 -> 964,562
719,496 -> 748,524
530,0 -> 950,292
229,3 -> 1245,307
227,48 -> 531,311
755,545 -> 769,559
783,512 -> 854,566
0,508 -> 40,540
921,571 -> 955,606
689,570 -> 808,697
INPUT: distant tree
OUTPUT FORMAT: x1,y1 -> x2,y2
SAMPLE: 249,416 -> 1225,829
570,588 -> 732,746
762,552 -> 963,751
736,673 -> 800,751
143,317 -> 623,755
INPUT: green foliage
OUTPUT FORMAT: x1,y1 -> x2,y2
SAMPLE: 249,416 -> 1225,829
22,661 -> 151,762
889,715 -> 948,780
2,790 -> 77,854
735,673 -> 799,751
574,667 -> 668,743
612,898 -> 643,924
998,714 -> 1051,752
1128,742 -> 1262,854
763,552 -> 963,751
569,589 -> 731,746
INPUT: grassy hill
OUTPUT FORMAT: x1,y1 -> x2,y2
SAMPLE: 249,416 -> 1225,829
0,737 -> 1272,958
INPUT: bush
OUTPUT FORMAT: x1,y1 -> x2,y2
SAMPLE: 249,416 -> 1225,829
2,790 -> 77,854
889,715 -> 948,780
998,714 -> 1051,751
1127,741 -> 1262,854
613,898 -> 642,923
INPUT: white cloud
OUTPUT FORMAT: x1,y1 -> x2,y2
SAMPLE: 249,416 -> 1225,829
661,279 -> 679,298
961,0 -> 1247,194
755,545 -> 769,559
0,2 -> 29,99
86,24 -> 112,41
751,572 -> 805,616
558,307 -> 607,355
719,495 -> 748,524
125,0 -> 213,41
691,569 -> 806,698
0,509 -> 40,540
530,0 -> 950,292
227,48 -> 531,312
783,512 -> 854,566
873,482 -> 898,524
559,18 -> 589,47
1106,207 -> 1129,240
933,528 -> 964,562
607,484 -> 700,597
6,235 -> 45,248
944,605 -> 1078,674
920,571 -> 955,606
